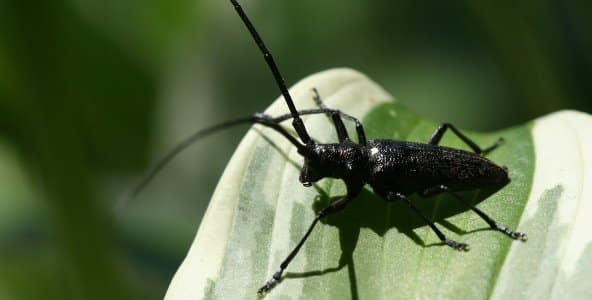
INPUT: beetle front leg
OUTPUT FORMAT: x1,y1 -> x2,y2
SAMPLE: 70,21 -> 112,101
428,123 -> 504,155
258,195 -> 355,295
386,192 -> 469,251
311,88 -> 350,143
311,88 -> 368,145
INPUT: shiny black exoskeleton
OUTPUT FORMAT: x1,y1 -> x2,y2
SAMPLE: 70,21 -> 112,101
227,0 -> 527,294
256,106 -> 528,295
366,140 -> 510,196
252,106 -> 526,296
134,1 -> 527,295
242,1 -> 529,295
301,139 -> 510,197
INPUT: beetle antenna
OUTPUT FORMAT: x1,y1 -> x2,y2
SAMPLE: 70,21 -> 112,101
230,0 -> 311,144
118,113 -> 310,215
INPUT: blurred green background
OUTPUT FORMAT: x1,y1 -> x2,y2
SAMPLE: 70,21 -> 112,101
0,0 -> 590,299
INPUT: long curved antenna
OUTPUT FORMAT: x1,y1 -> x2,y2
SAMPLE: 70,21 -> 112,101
230,0 -> 311,144
123,107 -> 365,199
123,114 -> 307,202
118,108 -> 367,215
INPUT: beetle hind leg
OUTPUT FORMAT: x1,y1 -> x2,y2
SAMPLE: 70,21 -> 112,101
494,224 -> 528,241
448,190 -> 526,241
481,137 -> 505,154
387,192 -> 470,251
428,123 -> 504,155
422,185 -> 527,241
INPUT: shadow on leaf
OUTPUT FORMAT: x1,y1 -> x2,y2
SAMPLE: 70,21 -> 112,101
284,184 -> 503,299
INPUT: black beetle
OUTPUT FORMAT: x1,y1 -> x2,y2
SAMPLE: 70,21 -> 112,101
130,0 -> 527,295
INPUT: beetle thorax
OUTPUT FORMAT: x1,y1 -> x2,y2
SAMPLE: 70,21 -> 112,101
299,141 -> 367,186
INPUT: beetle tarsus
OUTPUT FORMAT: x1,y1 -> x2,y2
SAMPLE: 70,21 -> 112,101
482,137 -> 505,155
257,271 -> 282,296
496,225 -> 527,241
512,231 -> 528,241
445,239 -> 470,251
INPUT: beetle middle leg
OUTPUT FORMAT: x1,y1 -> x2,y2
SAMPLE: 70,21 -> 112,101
428,123 -> 504,155
421,185 -> 527,241
386,192 -> 469,251
258,194 -> 355,295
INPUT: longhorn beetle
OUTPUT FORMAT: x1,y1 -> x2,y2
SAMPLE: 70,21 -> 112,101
129,0 -> 527,295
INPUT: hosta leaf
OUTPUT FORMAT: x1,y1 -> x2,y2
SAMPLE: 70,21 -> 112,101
165,69 -> 592,300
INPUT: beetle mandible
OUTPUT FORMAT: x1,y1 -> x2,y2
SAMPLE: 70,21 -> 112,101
130,0 -> 527,295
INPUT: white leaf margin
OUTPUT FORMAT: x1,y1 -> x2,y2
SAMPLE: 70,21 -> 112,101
491,110 -> 592,300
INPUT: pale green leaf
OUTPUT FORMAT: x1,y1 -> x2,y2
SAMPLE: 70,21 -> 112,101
165,69 -> 592,300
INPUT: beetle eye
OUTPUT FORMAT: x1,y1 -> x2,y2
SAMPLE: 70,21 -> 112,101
299,171 -> 312,186
300,158 -> 321,186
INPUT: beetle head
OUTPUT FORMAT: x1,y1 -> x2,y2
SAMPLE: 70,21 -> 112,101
298,141 -> 365,187
299,155 -> 322,187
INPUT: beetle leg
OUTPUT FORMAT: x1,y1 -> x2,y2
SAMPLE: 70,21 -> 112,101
258,195 -> 354,295
387,192 -> 469,251
428,123 -> 504,155
311,87 -> 330,111
330,112 -> 350,142
446,190 -> 527,241
311,88 -> 368,145
311,88 -> 350,142
421,185 -> 527,241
